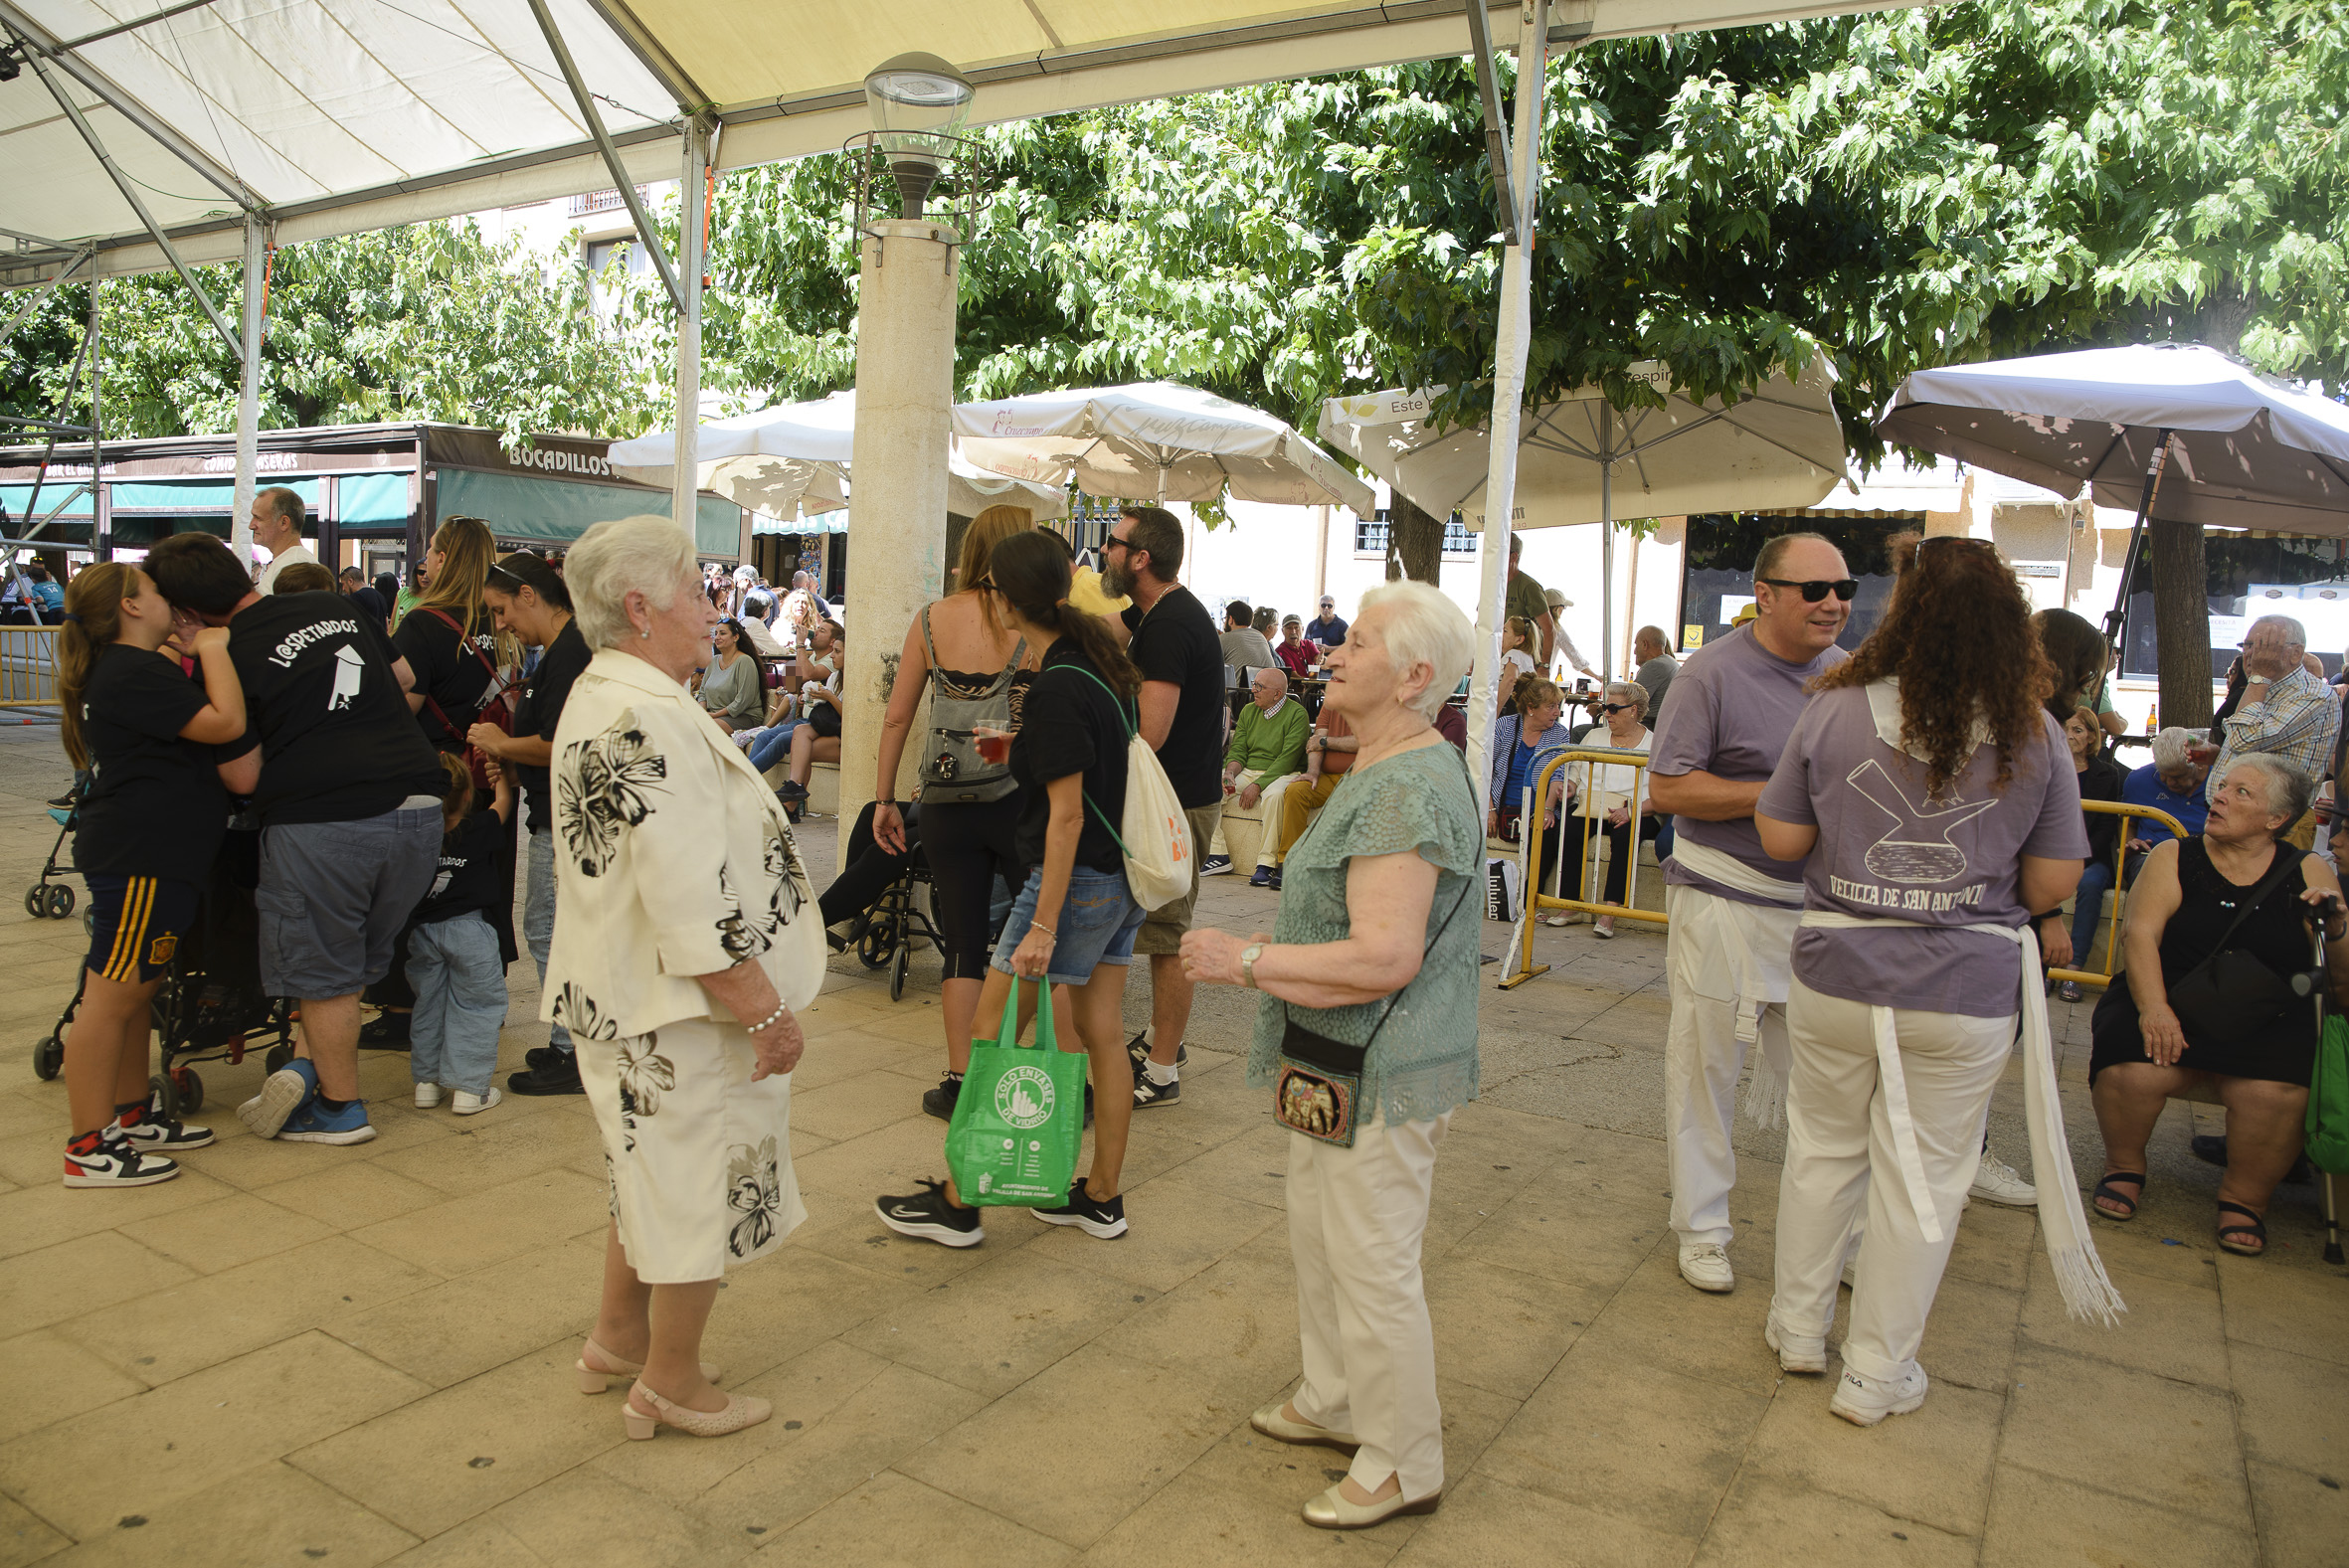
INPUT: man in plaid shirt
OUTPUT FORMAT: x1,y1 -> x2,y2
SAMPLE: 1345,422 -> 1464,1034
2205,614 -> 2340,843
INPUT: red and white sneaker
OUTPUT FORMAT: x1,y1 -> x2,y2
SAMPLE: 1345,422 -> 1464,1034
114,1103 -> 215,1150
63,1132 -> 181,1188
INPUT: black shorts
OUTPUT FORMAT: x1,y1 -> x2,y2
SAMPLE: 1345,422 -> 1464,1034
85,875 -> 198,985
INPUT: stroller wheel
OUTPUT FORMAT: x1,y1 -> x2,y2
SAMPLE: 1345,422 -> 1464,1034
33,1034 -> 64,1081
857,918 -> 898,970
172,1067 -> 205,1115
22,886 -> 43,918
889,938 -> 910,1002
149,1071 -> 180,1122
83,907 -> 95,938
265,1043 -> 293,1075
46,885 -> 74,919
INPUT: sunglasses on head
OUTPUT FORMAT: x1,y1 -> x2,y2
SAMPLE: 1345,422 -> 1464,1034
1759,577 -> 1859,603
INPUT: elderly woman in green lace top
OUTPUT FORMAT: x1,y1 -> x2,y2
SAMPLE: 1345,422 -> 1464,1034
1181,579 -> 1480,1532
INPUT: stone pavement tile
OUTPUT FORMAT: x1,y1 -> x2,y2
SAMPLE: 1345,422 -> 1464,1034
35,1459 -> 419,1568
848,999 -> 973,1051
2018,1250 -> 2228,1385
1442,1189 -> 1665,1298
0,1495 -> 67,1568
1573,1250 -> 1778,1399
1912,1273 -> 2023,1393
842,1250 -> 1154,1398
1025,1173 -> 1281,1295
787,1188 -> 1040,1288
1997,1344 -> 2252,1520
162,1122 -> 392,1192
68,1234 -> 440,1386
699,1244 -> 916,1388
593,1339 -> 896,1505
1476,1346 -> 1769,1540
1078,1421 -> 1419,1567
369,1112 -> 599,1197
2249,1460 -> 2349,1568
0,1230 -> 195,1332
1739,1373 -> 2003,1538
790,1113 -> 980,1206
1691,1470 -> 1976,1567
376,1516 -> 543,1567
2219,1255 -> 2349,1367
0,1089 -> 55,1142
1980,1466 -> 2258,1568
352,1168 -> 609,1278
2228,1341 -> 2349,1474
483,1469 -> 755,1568
1423,1255 -> 1601,1401
899,1341 -> 1239,1549
1116,1227 -> 1304,1406
0,1127 -> 84,1185
1941,1200 -> 2037,1292
2082,1221 -> 2226,1292
331,1235 -> 604,1389
0,1328 -> 144,1445
287,1342 -> 622,1538
768,1470 -> 1077,1567
114,1189 -> 334,1275
0,1161 -> 233,1261
249,1159 -> 449,1231
786,1068 -> 939,1145
1388,1473 -> 1696,1568
1150,1120 -> 1292,1211
1084,1098 -> 1257,1191
0,1330 -> 428,1539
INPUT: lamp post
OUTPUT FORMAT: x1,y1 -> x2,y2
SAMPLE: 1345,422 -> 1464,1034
840,54 -> 975,831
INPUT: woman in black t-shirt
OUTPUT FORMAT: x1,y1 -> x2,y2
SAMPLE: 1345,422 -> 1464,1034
54,563 -> 250,1188
394,515 -> 514,754
875,531 -> 1149,1248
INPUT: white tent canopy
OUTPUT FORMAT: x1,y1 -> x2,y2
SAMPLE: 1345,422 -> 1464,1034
956,380 -> 1375,513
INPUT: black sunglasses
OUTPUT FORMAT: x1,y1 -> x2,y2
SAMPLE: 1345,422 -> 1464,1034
1099,536 -> 1135,553
1759,577 -> 1859,603
1599,701 -> 1641,714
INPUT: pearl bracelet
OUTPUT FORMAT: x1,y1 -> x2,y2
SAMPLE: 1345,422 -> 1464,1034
749,998 -> 791,1034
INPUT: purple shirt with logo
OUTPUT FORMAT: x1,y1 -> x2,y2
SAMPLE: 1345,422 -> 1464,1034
1651,624 -> 1847,906
1759,688 -> 2087,1017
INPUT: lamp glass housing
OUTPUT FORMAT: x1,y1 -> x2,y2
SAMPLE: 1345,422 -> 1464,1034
863,52 -> 974,216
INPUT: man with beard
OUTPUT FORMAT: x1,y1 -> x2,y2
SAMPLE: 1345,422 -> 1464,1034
1105,505 -> 1224,1109
1648,533 -> 1852,1293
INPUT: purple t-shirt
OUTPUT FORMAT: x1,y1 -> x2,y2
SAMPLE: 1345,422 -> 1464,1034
1759,687 -> 2087,1017
1652,624 -> 1847,906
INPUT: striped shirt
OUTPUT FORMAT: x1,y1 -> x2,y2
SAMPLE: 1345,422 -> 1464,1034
2208,663 -> 2341,804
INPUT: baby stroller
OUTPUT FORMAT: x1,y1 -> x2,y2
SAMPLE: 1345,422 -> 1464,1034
30,828 -> 295,1117
22,794 -> 81,923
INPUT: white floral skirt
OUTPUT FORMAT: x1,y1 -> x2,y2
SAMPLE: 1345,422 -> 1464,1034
577,1015 -> 806,1284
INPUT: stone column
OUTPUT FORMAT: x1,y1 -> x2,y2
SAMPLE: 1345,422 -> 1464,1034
841,218 -> 959,830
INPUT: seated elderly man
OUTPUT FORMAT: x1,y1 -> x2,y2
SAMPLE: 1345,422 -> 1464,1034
1202,666 -> 1310,879
2119,726 -> 2212,883
2194,614 -> 2341,851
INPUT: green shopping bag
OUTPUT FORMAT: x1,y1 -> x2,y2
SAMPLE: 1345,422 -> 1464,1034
2307,1013 -> 2349,1175
946,978 -> 1085,1207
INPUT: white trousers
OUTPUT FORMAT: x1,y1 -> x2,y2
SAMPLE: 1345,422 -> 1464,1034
1664,889 -> 1792,1249
1209,769 -> 1302,868
1288,1111 -> 1451,1500
1770,977 -> 2010,1384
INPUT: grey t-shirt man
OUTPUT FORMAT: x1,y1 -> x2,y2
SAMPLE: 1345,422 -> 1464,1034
1651,623 -> 1846,905
1758,688 -> 2085,1016
1219,626 -> 1276,673
1635,652 -> 1680,726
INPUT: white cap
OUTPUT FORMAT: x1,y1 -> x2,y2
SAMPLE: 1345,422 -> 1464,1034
1545,588 -> 1571,610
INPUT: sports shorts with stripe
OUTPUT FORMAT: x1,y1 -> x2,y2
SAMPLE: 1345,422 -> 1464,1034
84,875 -> 198,985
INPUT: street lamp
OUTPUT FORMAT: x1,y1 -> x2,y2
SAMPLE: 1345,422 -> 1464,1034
862,51 -> 975,218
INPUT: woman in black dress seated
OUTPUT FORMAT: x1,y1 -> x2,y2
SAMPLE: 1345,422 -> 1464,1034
2088,755 -> 2349,1255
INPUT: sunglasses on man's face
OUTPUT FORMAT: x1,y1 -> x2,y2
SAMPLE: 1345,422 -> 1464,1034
1101,536 -> 1134,553
1759,577 -> 1859,603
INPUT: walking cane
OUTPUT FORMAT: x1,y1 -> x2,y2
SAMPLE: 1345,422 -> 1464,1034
2294,922 -> 2346,1265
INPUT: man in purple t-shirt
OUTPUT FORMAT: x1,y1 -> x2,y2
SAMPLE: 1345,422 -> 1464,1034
1647,533 -> 1851,1294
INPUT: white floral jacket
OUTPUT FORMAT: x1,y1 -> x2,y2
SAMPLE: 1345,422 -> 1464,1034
542,647 -> 825,1040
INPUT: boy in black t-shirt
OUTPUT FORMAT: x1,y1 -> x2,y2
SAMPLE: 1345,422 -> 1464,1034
406,755 -> 512,1116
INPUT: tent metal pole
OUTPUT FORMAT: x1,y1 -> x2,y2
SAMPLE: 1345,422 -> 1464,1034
1461,0 -> 1518,245
231,215 -> 265,570
1600,401 -> 1614,686
1465,0 -> 1547,832
524,0 -> 685,313
671,117 -> 706,541
8,24 -> 243,359
0,248 -> 92,351
88,272 -> 105,561
2097,430 -> 2175,686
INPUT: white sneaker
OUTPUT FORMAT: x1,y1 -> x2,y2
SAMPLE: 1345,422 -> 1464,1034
1765,1318 -> 1827,1375
414,1083 -> 443,1109
1830,1364 -> 1929,1427
1969,1149 -> 2038,1208
452,1088 -> 501,1116
1678,1242 -> 1734,1293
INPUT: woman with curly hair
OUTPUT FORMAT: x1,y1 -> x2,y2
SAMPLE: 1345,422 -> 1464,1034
1753,534 -> 2118,1427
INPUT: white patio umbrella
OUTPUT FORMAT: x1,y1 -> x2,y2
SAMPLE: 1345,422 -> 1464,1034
954,381 -> 1376,515
1319,358 -> 1848,679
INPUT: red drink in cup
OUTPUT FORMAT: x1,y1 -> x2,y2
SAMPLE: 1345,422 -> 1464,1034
975,723 -> 1014,765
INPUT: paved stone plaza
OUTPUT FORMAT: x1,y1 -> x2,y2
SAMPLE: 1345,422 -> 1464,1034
0,721 -> 2342,1566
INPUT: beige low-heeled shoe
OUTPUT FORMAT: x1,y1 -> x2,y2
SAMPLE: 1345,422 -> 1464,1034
1249,1399 -> 1359,1452
1302,1481 -> 1442,1529
575,1337 -> 722,1393
621,1379 -> 772,1440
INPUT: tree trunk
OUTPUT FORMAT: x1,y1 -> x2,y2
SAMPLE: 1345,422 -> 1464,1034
1387,492 -> 1443,584
2148,516 -> 2214,729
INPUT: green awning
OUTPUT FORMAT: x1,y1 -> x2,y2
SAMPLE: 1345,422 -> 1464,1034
436,468 -> 739,557
339,472 -> 412,525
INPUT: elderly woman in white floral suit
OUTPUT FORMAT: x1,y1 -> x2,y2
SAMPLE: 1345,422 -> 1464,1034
547,516 -> 826,1442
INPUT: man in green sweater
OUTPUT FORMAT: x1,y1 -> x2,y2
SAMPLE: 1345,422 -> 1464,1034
1203,667 -> 1311,878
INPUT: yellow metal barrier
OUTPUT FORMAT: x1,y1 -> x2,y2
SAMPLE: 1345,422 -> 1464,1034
1498,746 -> 1666,990
2046,797 -> 2191,991
0,624 -> 60,710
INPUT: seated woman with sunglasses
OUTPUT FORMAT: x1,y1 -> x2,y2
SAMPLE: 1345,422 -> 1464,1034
1554,680 -> 1663,938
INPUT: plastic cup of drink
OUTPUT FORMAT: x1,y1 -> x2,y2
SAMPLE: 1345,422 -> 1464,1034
975,724 -> 1013,765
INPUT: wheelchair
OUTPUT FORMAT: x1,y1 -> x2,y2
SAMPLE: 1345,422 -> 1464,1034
853,850 -> 944,1004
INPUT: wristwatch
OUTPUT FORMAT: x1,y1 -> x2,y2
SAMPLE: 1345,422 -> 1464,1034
1240,943 -> 1266,988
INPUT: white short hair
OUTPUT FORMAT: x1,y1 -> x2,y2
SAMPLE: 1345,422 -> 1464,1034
2150,725 -> 2194,770
1604,680 -> 1646,709
1357,580 -> 1474,722
2220,754 -> 2315,829
2251,613 -> 2307,648
569,516 -> 697,649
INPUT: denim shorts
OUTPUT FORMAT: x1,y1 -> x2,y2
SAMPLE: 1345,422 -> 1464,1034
991,864 -> 1145,985
256,805 -> 442,1000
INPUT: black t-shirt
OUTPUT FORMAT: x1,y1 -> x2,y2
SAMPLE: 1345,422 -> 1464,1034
414,810 -> 503,923
1120,585 -> 1224,808
344,585 -> 390,626
393,604 -> 501,749
221,592 -> 447,827
73,643 -> 228,885
511,619 -> 592,833
1011,643 -> 1133,876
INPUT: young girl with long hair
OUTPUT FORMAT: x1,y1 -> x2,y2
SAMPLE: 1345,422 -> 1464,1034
55,562 -> 248,1186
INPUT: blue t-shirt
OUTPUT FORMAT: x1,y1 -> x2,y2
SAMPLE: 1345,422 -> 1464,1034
2119,763 -> 2209,846
1504,735 -> 1539,805
31,581 -> 64,611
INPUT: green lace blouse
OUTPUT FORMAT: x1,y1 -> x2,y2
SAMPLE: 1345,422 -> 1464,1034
1246,738 -> 1483,1125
